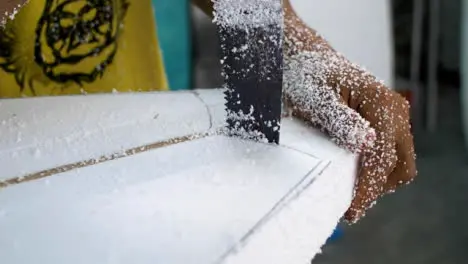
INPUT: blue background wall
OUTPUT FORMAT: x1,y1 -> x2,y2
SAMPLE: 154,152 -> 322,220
152,0 -> 192,90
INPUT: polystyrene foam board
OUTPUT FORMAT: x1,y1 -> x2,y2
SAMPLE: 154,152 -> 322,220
0,89 -> 357,263
0,135 -> 326,264
0,91 -> 211,180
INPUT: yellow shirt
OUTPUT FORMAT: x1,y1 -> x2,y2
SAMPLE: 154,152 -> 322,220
0,0 -> 168,98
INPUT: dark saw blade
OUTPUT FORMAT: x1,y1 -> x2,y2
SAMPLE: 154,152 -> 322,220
215,0 -> 284,144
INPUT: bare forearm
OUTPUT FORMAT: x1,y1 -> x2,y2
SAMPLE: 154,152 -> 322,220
0,0 -> 27,27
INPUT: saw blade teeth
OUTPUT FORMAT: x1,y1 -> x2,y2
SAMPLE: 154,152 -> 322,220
223,86 -> 233,130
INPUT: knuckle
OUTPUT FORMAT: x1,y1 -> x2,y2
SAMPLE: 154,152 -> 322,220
405,165 -> 418,182
398,162 -> 417,185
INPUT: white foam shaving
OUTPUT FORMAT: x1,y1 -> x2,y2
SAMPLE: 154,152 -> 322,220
224,105 -> 269,143
212,0 -> 282,27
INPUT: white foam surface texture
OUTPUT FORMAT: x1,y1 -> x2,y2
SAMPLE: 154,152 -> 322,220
0,91 -> 212,180
222,142 -> 357,264
0,135 -> 322,264
220,119 -> 358,264
280,117 -> 352,160
0,89 -> 357,263
193,89 -> 226,129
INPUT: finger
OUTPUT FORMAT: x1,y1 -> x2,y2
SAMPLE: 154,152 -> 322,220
284,85 -> 376,154
384,98 -> 417,193
344,134 -> 397,223
384,131 -> 417,193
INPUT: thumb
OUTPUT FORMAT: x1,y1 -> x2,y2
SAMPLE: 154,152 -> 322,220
384,134 -> 417,193
345,132 -> 397,223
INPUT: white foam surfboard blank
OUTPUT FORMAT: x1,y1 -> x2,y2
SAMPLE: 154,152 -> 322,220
0,91 -> 211,180
0,89 -> 357,263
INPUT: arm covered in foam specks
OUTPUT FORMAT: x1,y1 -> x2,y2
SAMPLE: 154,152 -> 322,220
282,0 -> 417,223
196,0 -> 417,224
0,0 -> 28,27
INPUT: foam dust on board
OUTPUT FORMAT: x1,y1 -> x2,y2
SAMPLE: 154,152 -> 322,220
223,104 -> 269,143
221,153 -> 358,264
0,92 -> 216,182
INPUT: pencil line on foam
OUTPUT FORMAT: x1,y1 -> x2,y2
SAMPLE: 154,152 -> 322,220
0,132 -> 211,189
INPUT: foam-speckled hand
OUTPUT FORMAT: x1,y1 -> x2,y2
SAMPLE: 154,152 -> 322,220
283,3 -> 417,223
342,83 -> 416,222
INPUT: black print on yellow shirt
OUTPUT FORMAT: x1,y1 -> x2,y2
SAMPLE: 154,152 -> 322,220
0,0 -> 129,92
35,0 -> 129,84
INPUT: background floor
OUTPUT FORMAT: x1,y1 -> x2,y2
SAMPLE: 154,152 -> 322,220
191,6 -> 468,263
